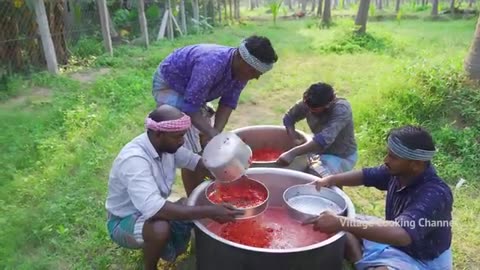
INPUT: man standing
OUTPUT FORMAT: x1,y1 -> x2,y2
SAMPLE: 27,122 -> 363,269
152,35 -> 278,194
307,125 -> 453,270
105,105 -> 243,270
277,82 -> 357,176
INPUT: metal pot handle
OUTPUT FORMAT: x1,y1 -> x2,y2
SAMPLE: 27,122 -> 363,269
307,154 -> 331,178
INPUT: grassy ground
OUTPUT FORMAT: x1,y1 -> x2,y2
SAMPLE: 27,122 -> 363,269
1,17 -> 480,269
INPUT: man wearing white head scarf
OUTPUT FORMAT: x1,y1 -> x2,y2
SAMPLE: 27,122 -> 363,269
151,35 -> 278,195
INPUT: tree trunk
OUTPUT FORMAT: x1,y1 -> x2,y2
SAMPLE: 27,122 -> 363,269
224,0 -> 228,19
317,0 -> 323,16
322,0 -> 331,24
218,0 -> 222,23
288,0 -> 293,10
377,0 -> 382,10
234,0 -> 240,19
63,0 -> 75,41
395,0 -> 400,12
355,0 -> 370,34
301,0 -> 307,12
431,0 -> 438,16
180,0 -> 187,33
137,0 -> 149,47
207,0 -> 215,25
465,15 -> 480,80
192,0 -> 200,21
35,0 -> 59,73
469,0 -> 475,7
333,0 -> 338,9
229,0 -> 233,20
311,0 -> 317,12
167,0 -> 174,39
450,0 -> 455,14
47,0 -> 68,65
204,0 -> 208,18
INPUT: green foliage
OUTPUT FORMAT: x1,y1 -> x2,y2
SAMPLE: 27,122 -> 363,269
354,58 -> 480,182
369,2 -> 376,17
112,8 -> 138,30
70,37 -> 103,58
146,5 -> 161,21
113,9 -> 131,26
396,9 -> 403,24
269,0 -> 283,25
191,16 -> 214,34
319,30 -> 394,53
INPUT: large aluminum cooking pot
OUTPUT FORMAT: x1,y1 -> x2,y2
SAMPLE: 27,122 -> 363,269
202,132 -> 252,183
187,168 -> 356,270
231,125 -> 311,172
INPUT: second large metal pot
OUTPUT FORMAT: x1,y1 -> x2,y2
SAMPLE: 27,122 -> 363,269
232,125 -> 311,172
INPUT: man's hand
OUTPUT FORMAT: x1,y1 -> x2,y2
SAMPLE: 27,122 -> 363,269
174,197 -> 188,205
206,128 -> 220,141
293,137 -> 306,146
293,131 -> 307,146
314,175 -> 335,191
276,151 -> 297,166
208,204 -> 245,224
302,211 -> 343,234
285,126 -> 306,146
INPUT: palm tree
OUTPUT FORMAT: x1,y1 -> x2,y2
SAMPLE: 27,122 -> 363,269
355,0 -> 371,34
321,0 -> 331,25
465,15 -> 480,80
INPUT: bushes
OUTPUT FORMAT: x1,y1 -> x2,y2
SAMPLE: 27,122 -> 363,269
319,30 -> 394,54
354,59 -> 480,183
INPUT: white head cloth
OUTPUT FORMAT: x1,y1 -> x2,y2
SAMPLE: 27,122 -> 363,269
238,41 -> 274,74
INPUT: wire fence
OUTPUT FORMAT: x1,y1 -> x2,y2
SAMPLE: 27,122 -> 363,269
0,0 -> 242,78
1,0 -> 45,74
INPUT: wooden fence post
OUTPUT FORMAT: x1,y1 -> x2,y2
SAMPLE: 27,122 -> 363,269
137,0 -> 149,48
180,0 -> 187,34
97,0 -> 113,56
33,0 -> 59,74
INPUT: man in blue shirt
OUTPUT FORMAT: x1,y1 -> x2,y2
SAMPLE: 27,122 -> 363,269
307,125 -> 453,270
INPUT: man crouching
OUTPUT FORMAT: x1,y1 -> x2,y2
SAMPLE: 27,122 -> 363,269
105,105 -> 243,269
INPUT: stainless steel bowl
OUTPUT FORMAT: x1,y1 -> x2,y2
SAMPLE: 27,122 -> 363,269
283,184 -> 347,222
204,177 -> 269,219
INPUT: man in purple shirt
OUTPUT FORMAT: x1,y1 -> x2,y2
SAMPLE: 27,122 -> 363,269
307,125 -> 453,270
152,35 -> 277,195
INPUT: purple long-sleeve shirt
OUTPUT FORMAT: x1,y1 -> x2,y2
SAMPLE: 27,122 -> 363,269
362,164 -> 453,261
153,44 -> 247,113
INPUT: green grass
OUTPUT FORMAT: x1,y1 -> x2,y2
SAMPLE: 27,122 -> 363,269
1,17 -> 480,269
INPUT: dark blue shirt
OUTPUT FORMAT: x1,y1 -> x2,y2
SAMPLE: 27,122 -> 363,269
362,164 -> 453,261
